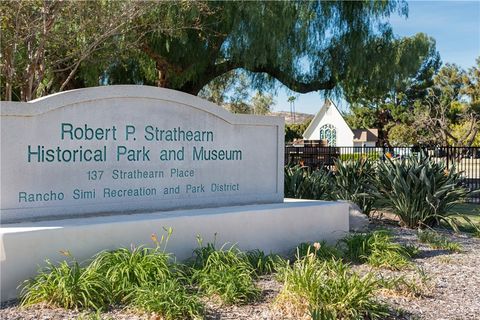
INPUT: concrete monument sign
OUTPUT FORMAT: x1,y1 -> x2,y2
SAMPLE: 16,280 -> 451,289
1,85 -> 284,223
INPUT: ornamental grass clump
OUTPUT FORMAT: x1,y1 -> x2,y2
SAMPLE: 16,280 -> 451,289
376,153 -> 470,228
89,246 -> 175,303
295,241 -> 342,261
244,249 -> 286,276
191,244 -> 260,304
89,229 -> 176,304
130,279 -> 204,320
276,246 -> 388,320
20,253 -> 111,310
339,230 -> 414,270
417,230 -> 462,252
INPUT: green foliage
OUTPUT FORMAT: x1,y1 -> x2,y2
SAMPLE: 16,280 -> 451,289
339,233 -> 374,263
344,33 -> 444,146
284,165 -> 331,200
89,246 -> 174,303
365,232 -> 414,270
244,250 -> 285,276
344,105 -> 380,130
339,152 -> 380,161
379,267 -> 432,298
339,231 -> 414,270
190,236 -> 218,270
192,245 -> 260,304
388,124 -> 419,146
447,204 -> 480,236
417,230 -> 462,252
115,1 -> 412,95
285,120 -> 311,142
331,159 -> 377,216
276,251 -> 388,320
284,158 -> 380,216
3,1 -> 420,102
20,255 -> 110,310
412,62 -> 480,146
295,241 -> 341,261
376,153 -> 471,228
251,92 -> 274,115
449,121 -> 480,147
130,280 -> 204,320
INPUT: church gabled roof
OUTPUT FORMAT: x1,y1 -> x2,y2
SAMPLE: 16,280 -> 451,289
302,99 -> 354,139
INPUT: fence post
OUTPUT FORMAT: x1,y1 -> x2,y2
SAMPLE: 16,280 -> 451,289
446,146 -> 450,170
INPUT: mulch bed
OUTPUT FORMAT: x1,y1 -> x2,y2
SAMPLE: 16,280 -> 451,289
2,220 -> 479,320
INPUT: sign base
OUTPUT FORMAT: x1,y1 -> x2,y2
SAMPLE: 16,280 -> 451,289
1,199 -> 348,302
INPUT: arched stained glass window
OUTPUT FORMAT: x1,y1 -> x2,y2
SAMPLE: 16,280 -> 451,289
319,124 -> 336,146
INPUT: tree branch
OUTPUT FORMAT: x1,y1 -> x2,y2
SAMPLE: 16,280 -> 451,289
243,65 -> 337,93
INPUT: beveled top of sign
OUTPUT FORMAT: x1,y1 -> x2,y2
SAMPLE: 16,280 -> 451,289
1,85 -> 283,126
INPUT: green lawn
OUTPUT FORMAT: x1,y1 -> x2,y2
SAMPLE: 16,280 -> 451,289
448,203 -> 480,234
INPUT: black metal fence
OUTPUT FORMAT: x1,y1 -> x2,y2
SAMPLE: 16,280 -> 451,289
285,144 -> 480,203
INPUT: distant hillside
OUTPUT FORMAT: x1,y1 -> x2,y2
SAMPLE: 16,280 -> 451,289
270,111 -> 314,125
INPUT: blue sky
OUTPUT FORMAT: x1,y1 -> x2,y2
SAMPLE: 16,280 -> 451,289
271,0 -> 480,115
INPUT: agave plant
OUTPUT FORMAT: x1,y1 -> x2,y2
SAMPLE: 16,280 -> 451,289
331,158 -> 377,216
376,153 -> 471,228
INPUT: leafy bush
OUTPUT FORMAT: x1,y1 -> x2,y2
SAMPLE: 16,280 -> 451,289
130,279 -> 204,320
276,249 -> 387,319
88,229 -> 177,303
417,230 -> 462,252
376,153 -> 471,228
20,255 -> 111,310
331,159 -> 377,216
284,165 -> 331,200
339,231 -> 414,270
192,245 -> 260,304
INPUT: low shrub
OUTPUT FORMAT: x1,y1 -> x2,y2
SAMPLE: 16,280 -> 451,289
417,230 -> 462,252
366,231 -> 414,270
192,245 -> 260,304
89,246 -> 174,303
339,231 -> 414,270
88,229 -> 177,303
331,159 -> 377,216
20,255 -> 110,310
130,279 -> 204,320
376,153 -> 470,228
276,249 -> 388,319
284,165 -> 331,200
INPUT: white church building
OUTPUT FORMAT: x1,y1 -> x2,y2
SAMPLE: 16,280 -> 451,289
302,99 -> 378,147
